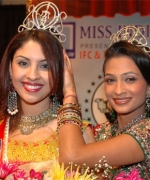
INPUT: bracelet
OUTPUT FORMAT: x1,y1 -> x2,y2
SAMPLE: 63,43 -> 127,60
58,103 -> 81,114
58,109 -> 82,117
57,103 -> 82,132
79,156 -> 112,178
57,119 -> 83,133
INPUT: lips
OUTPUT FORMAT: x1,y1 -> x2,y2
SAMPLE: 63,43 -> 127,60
113,97 -> 131,105
22,82 -> 43,92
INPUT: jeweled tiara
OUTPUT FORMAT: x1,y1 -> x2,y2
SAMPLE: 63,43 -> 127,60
18,1 -> 67,42
110,26 -> 150,55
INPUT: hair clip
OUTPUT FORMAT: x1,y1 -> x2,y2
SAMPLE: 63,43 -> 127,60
18,1 -> 67,42
110,26 -> 150,55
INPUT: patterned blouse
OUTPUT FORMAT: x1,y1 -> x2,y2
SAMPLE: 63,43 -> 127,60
94,118 -> 150,180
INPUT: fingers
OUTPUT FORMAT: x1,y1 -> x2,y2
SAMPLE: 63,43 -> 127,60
63,50 -> 73,73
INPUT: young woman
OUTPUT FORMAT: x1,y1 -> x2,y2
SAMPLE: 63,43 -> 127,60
0,2 -> 95,178
58,26 -> 150,179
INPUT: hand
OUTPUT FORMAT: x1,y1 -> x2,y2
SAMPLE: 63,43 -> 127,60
63,50 -> 77,104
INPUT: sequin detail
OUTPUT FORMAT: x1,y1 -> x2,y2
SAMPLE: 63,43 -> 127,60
7,120 -> 91,164
7,131 -> 59,164
94,119 -> 150,179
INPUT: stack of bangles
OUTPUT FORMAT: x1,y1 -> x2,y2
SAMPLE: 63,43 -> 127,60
57,103 -> 82,132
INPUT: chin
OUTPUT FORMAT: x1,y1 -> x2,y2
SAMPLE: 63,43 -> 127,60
113,108 -> 131,115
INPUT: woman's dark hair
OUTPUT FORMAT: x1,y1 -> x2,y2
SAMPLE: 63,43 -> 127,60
103,41 -> 150,122
103,41 -> 150,84
0,29 -> 64,131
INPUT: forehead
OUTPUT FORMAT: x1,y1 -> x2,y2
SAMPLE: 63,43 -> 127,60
14,40 -> 44,57
104,56 -> 141,75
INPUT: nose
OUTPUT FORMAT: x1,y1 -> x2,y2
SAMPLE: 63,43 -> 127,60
114,80 -> 126,95
26,66 -> 40,81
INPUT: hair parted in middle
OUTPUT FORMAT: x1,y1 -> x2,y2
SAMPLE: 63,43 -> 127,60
0,29 -> 64,129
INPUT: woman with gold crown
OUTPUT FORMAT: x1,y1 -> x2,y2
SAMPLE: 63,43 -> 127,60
0,1 -> 95,179
58,26 -> 150,179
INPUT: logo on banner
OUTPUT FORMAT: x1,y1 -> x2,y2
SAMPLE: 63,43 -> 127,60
91,80 -> 111,124
84,74 -> 111,125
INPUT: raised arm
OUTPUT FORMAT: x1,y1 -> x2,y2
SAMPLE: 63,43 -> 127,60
58,53 -> 145,174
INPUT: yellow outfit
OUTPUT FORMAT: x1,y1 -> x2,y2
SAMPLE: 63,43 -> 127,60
6,120 -> 91,174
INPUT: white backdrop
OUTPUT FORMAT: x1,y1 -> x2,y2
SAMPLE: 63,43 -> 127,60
63,13 -> 150,126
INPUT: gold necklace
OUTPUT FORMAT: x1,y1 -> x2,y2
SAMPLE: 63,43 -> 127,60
18,108 -> 54,135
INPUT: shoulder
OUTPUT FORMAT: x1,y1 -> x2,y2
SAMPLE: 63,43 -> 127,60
94,120 -> 112,133
125,118 -> 150,135
94,120 -> 113,141
124,118 -> 150,161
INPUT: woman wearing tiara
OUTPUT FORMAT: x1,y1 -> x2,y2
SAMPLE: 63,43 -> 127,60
58,26 -> 150,179
0,1 -> 95,179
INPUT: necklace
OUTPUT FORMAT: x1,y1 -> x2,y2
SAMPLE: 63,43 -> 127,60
111,113 -> 146,136
18,108 -> 54,135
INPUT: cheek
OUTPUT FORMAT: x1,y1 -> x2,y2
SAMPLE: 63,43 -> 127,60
12,70 -> 21,81
104,84 -> 113,98
129,83 -> 146,96
11,69 -> 24,89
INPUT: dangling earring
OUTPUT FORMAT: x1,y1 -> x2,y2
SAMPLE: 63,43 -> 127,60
52,95 -> 60,118
111,109 -> 117,122
7,77 -> 18,115
146,94 -> 150,118
105,109 -> 117,123
111,110 -> 117,121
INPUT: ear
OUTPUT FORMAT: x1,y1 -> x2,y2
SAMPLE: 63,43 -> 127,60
9,62 -> 12,77
146,85 -> 150,95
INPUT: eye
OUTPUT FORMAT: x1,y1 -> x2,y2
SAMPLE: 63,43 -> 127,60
18,61 -> 28,67
125,77 -> 136,82
104,78 -> 116,84
40,63 -> 50,70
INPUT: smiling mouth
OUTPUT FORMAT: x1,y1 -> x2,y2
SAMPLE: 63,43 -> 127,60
22,83 -> 43,92
113,98 -> 131,105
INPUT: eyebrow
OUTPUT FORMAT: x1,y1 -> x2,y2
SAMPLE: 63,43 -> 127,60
15,55 -> 46,62
105,71 -> 139,76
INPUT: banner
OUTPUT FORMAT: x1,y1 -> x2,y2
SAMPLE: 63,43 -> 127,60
63,13 -> 150,125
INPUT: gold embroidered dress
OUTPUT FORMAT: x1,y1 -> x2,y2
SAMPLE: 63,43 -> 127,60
1,119 -> 90,174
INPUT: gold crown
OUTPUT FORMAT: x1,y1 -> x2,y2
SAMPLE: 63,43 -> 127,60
18,1 -> 67,42
110,26 -> 150,55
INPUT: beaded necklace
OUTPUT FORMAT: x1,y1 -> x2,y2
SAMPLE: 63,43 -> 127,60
2,108 -> 55,162
111,113 -> 146,136
18,108 -> 54,135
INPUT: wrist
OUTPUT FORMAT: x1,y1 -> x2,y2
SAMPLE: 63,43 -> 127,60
63,94 -> 78,104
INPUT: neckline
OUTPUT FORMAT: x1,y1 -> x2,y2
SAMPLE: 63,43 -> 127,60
8,131 -> 58,143
18,108 -> 55,135
111,113 -> 146,136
